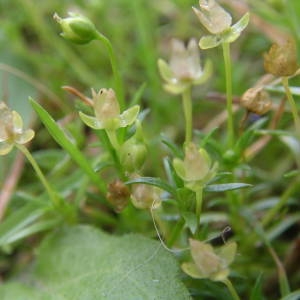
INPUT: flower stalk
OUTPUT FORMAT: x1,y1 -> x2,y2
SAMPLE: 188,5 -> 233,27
222,42 -> 234,148
16,144 -> 60,207
182,88 -> 193,145
281,76 -> 300,136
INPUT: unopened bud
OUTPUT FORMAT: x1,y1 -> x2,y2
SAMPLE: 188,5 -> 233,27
264,38 -> 298,77
241,87 -> 272,115
107,180 -> 130,213
54,12 -> 98,44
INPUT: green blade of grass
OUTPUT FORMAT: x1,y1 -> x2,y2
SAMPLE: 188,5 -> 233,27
30,98 -> 106,193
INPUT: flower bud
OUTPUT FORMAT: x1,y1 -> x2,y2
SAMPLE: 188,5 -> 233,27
130,182 -> 161,210
107,180 -> 130,213
264,38 -> 298,77
173,143 -> 218,191
241,86 -> 272,115
53,12 -> 98,44
120,121 -> 147,173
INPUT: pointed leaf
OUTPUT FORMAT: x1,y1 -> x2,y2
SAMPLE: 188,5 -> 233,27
125,176 -> 177,196
205,183 -> 252,192
30,98 -> 106,192
182,211 -> 198,234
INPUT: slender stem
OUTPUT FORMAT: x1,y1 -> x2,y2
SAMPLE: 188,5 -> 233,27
182,88 -> 193,145
17,144 -> 60,206
222,42 -> 234,148
267,245 -> 290,296
195,188 -> 203,236
167,218 -> 185,248
282,76 -> 300,137
222,278 -> 240,300
96,32 -> 125,110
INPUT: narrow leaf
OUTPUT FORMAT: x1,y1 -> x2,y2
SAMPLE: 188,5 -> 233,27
125,176 -> 177,196
205,183 -> 252,192
30,98 -> 106,192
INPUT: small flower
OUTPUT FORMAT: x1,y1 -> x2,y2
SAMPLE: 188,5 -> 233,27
53,12 -> 98,44
158,38 -> 212,94
193,0 -> 232,34
241,86 -> 272,115
120,121 -> 147,173
0,102 -> 35,155
264,38 -> 298,77
173,142 -> 218,191
193,0 -> 249,49
79,88 -> 139,131
181,239 -> 237,281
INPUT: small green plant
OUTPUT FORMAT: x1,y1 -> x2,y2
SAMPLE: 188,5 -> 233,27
0,1 -> 300,299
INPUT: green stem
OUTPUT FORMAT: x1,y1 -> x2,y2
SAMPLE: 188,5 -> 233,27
267,245 -> 290,296
167,218 -> 185,248
96,32 -> 125,110
195,188 -> 203,236
222,42 -> 234,148
182,88 -> 193,145
222,278 -> 240,300
17,144 -> 60,207
282,76 -> 300,137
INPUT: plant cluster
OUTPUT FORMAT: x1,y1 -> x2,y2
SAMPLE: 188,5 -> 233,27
0,0 -> 300,299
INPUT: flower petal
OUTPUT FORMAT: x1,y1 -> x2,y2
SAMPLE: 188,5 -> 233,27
216,241 -> 237,268
199,34 -> 222,49
181,262 -> 205,279
163,83 -> 189,95
15,129 -> 35,144
193,0 -> 232,34
189,239 -> 221,277
222,12 -> 250,44
157,59 -> 175,83
79,112 -> 104,129
0,102 -> 13,141
0,141 -> 14,155
119,105 -> 140,128
12,111 -> 23,133
193,59 -> 213,85
172,158 -> 186,180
